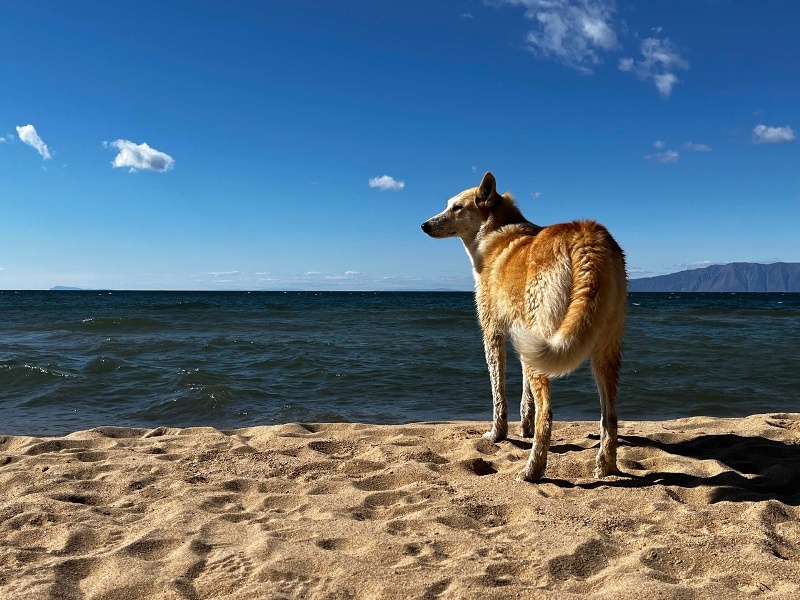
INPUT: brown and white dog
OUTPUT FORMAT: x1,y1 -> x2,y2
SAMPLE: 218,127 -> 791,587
421,172 -> 627,481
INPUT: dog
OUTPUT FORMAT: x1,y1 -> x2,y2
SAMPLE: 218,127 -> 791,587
421,172 -> 627,481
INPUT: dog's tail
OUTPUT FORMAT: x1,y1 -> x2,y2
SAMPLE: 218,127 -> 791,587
511,241 -> 624,378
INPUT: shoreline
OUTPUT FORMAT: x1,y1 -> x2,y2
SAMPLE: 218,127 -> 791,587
2,414 -> 799,598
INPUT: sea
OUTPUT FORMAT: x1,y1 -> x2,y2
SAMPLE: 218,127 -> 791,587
1,291 -> 798,437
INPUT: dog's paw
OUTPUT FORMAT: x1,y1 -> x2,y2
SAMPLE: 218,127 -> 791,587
515,468 -> 543,483
482,429 -> 507,443
593,463 -> 620,479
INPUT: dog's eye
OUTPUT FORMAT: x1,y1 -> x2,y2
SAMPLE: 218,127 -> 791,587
452,204 -> 463,213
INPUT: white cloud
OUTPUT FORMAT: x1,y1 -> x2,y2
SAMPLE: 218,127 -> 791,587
645,149 -> 679,164
368,175 -> 405,191
653,140 -> 665,149
300,270 -> 362,281
201,271 -> 241,277
104,139 -> 175,172
496,0 -> 619,74
530,191 -> 542,199
653,73 -> 679,98
619,32 -> 688,98
682,142 -> 711,152
0,133 -> 13,143
16,124 -> 51,159
460,11 -> 474,19
627,267 -> 655,278
752,124 -> 796,145
675,261 -> 716,269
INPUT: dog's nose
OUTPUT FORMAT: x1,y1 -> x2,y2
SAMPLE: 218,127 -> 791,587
421,221 -> 432,234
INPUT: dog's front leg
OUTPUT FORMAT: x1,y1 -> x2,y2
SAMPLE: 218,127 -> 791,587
482,331 -> 508,442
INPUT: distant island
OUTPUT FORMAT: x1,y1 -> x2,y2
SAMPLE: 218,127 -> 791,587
50,286 -> 84,291
629,262 -> 800,292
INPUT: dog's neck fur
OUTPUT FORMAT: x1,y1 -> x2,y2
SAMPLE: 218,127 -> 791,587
461,194 -> 541,279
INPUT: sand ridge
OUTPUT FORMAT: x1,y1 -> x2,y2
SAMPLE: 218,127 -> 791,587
1,413 -> 799,599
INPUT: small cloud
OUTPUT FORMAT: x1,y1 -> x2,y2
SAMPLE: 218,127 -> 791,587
530,191 -> 542,199
304,271 -> 324,276
201,271 -> 241,277
627,267 -> 654,278
653,140 -> 665,149
470,166 -> 479,173
16,124 -> 52,159
368,174 -> 405,191
618,57 -> 634,72
675,261 -> 716,269
619,31 -> 688,98
344,271 -> 361,276
498,0 -> 620,74
0,133 -> 14,143
460,11 -> 473,19
682,142 -> 711,152
752,124 -> 795,145
104,139 -> 175,172
645,149 -> 679,164
653,73 -> 679,98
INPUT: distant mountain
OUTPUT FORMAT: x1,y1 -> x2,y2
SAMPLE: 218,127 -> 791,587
50,286 -> 83,291
629,262 -> 800,292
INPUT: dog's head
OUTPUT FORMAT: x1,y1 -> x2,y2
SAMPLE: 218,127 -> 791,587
421,171 -> 502,240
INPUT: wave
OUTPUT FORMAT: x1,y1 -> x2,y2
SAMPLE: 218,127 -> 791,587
80,317 -> 164,330
0,363 -> 71,383
83,356 -> 125,374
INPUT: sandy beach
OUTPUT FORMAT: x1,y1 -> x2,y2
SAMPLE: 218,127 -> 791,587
1,413 -> 799,599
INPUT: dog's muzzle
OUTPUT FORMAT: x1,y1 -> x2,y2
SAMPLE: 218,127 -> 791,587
421,221 -> 433,235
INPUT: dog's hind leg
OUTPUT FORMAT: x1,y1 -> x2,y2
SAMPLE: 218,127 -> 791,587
592,341 -> 621,478
518,369 -> 552,481
520,361 -> 535,438
482,331 -> 508,443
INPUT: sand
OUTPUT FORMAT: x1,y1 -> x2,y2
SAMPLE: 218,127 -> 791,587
1,413 -> 799,599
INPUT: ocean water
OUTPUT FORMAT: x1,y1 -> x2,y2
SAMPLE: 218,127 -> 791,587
1,291 -> 798,436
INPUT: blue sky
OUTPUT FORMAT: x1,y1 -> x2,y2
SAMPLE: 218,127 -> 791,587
1,0 -> 798,290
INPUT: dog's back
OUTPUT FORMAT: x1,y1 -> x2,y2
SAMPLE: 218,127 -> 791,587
476,219 -> 627,378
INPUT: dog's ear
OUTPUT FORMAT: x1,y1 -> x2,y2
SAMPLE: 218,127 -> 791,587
476,171 -> 497,208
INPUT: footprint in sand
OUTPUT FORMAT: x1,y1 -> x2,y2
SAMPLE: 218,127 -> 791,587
122,536 -> 185,561
315,537 -> 355,552
639,545 -> 706,584
547,538 -> 615,582
192,550 -> 256,596
460,457 -> 497,476
307,440 -> 355,459
421,577 -> 452,599
436,502 -> 510,531
206,551 -> 254,578
484,561 -> 526,587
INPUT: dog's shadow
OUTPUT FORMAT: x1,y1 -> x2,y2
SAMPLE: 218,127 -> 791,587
510,432 -> 800,505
